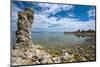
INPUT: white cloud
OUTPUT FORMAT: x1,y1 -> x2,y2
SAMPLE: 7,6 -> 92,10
32,12 -> 95,32
34,3 -> 95,32
87,8 -> 95,17
32,14 -> 50,30
48,17 -> 95,32
12,4 -> 22,18
12,2 -> 95,32
36,3 -> 74,17
60,18 -> 95,31
12,4 -> 22,31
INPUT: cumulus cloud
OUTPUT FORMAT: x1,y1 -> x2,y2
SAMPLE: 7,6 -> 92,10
35,3 -> 74,17
32,13 -> 95,32
32,3 -> 76,32
31,3 -> 95,32
12,2 -> 95,32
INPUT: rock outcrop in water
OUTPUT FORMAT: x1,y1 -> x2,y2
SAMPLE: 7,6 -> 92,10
16,8 -> 34,48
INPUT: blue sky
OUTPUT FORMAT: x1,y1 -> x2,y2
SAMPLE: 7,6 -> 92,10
12,1 -> 96,32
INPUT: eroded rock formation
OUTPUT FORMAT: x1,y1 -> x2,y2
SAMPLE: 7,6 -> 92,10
12,8 -> 54,66
16,8 -> 34,48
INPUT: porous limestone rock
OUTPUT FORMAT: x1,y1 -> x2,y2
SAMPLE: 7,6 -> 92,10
12,8 -> 53,66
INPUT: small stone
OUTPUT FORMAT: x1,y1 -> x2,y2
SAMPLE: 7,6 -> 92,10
53,57 -> 61,63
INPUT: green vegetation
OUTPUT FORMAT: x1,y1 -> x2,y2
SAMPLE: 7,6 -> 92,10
64,29 -> 96,36
75,29 -> 95,33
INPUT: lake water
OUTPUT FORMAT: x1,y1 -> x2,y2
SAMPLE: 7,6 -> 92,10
11,32 -> 94,49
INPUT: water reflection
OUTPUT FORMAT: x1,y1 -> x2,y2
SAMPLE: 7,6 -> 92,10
31,32 -> 91,49
74,34 -> 86,38
12,32 -> 95,50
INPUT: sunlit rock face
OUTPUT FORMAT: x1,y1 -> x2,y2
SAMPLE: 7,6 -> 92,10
12,8 -> 36,65
16,8 -> 34,48
12,8 -> 54,66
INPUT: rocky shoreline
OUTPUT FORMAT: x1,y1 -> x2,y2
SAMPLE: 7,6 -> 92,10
12,43 -> 96,66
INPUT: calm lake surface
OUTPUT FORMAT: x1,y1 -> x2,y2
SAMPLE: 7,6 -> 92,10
12,32 -> 95,49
